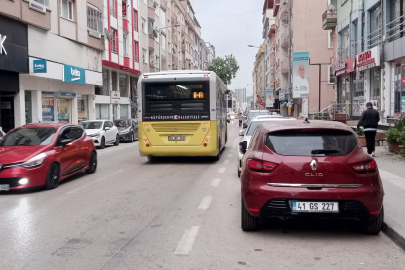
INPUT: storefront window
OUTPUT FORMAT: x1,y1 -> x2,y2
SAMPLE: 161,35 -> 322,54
57,98 -> 72,124
352,72 -> 365,116
370,68 -> 381,109
77,95 -> 89,123
120,105 -> 129,119
42,92 -> 55,122
25,91 -> 32,124
112,71 -> 118,92
119,75 -> 128,97
96,104 -> 109,119
96,70 -> 109,96
394,64 -> 402,114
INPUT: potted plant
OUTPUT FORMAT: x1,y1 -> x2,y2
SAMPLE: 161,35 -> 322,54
356,128 -> 366,147
387,127 -> 401,153
399,130 -> 405,156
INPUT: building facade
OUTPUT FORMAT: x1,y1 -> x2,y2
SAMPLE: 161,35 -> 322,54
1,0 -> 104,131
252,45 -> 266,109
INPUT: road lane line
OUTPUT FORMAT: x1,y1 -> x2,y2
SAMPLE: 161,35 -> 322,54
218,167 -> 225,173
67,170 -> 125,195
223,159 -> 229,165
211,178 -> 221,187
174,226 -> 200,255
198,196 -> 212,210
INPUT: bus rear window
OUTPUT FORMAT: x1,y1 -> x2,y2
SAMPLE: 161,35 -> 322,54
145,82 -> 208,101
265,129 -> 357,156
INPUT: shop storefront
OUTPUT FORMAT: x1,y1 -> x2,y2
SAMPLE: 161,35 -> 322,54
0,15 -> 28,132
335,57 -> 356,117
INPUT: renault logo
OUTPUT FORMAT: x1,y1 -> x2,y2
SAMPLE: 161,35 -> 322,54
310,159 -> 318,171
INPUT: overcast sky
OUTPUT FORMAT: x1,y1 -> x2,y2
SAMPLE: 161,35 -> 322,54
192,0 -> 264,96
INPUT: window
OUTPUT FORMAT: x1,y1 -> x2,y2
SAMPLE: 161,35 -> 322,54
328,30 -> 333,49
96,104 -> 110,120
111,28 -> 118,54
87,4 -> 103,34
156,56 -> 159,69
120,105 -> 129,119
134,10 -> 139,31
33,0 -> 50,8
134,42 -> 139,62
122,0 -> 128,19
161,34 -> 166,50
328,65 -> 336,84
123,31 -> 129,57
96,70 -> 110,96
142,48 -> 147,63
141,17 -> 147,33
155,5 -> 160,17
160,9 -> 166,28
110,0 -> 117,17
60,0 -> 73,21
60,127 -> 83,141
119,75 -> 128,97
112,71 -> 118,91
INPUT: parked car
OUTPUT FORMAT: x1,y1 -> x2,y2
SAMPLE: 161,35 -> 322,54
243,110 -> 270,128
239,120 -> 384,235
237,117 -> 294,177
0,123 -> 97,191
81,120 -> 119,149
114,119 -> 138,142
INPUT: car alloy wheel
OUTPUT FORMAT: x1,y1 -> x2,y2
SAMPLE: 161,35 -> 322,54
86,152 -> 97,174
99,137 -> 106,149
45,163 -> 60,190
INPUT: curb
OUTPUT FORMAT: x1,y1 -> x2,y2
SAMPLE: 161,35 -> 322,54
382,217 -> 405,251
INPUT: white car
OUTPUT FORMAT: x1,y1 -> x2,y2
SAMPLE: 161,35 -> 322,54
81,120 -> 119,149
237,117 -> 295,177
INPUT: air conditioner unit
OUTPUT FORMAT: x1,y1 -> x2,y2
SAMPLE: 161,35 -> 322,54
88,29 -> 102,39
29,0 -> 47,13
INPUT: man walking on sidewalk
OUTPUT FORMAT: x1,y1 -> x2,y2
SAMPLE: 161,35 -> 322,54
358,102 -> 380,157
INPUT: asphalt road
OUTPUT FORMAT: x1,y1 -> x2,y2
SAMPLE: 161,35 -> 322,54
1,121 -> 404,270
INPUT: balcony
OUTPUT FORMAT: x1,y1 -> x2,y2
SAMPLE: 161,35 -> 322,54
148,6 -> 155,20
280,3 -> 289,23
322,10 -> 337,30
281,59 -> 289,74
280,31 -> 289,48
387,14 -> 405,43
149,36 -> 155,50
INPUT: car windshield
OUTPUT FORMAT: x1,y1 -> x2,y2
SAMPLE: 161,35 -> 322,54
114,120 -> 130,127
265,129 -> 357,156
0,127 -> 57,146
82,121 -> 103,129
249,111 -> 270,119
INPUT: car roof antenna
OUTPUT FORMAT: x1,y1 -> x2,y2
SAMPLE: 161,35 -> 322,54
303,118 -> 310,124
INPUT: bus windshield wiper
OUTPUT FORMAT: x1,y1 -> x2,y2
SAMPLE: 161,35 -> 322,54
311,149 -> 340,155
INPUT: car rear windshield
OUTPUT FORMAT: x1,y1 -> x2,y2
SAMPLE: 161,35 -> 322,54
265,129 -> 357,156
0,128 -> 57,146
82,121 -> 102,129
114,120 -> 130,127
249,112 -> 270,119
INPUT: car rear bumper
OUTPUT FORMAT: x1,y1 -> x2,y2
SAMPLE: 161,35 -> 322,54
243,184 -> 384,219
0,165 -> 48,190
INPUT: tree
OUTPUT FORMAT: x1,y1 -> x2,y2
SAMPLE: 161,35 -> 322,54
207,55 -> 240,85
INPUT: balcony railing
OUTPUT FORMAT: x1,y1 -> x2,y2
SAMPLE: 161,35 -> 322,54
280,32 -> 289,48
281,59 -> 289,74
367,28 -> 381,49
322,10 -> 337,30
337,46 -> 349,62
387,14 -> 405,43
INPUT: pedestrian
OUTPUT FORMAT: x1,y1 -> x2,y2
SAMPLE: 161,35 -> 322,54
238,113 -> 243,127
357,102 -> 380,157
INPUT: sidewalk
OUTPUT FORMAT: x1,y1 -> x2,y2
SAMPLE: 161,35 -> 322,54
374,146 -> 405,249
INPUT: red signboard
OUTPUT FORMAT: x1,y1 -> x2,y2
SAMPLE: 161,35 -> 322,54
335,58 -> 355,76
122,2 -> 127,17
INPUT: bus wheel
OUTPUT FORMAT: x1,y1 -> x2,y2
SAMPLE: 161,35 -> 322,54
147,155 -> 154,162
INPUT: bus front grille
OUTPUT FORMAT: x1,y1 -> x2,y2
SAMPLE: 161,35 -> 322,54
151,123 -> 201,133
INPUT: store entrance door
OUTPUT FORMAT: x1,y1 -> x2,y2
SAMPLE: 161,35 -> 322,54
0,92 -> 15,132
57,98 -> 72,124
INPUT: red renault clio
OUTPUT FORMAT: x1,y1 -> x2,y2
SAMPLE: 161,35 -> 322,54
0,123 -> 97,191
240,120 -> 384,234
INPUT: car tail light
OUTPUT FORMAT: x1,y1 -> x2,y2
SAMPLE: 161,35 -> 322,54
351,160 -> 377,173
248,159 -> 278,173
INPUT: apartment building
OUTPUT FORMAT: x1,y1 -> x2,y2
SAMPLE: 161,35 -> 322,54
266,0 -> 335,118
0,0 -> 105,131
252,45 -> 266,109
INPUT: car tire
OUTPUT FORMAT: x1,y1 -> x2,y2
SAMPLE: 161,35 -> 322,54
241,199 -> 259,231
99,137 -> 106,149
114,134 -> 120,146
130,132 -> 134,143
238,168 -> 241,178
85,152 -> 97,174
44,163 -> 60,190
362,206 -> 384,235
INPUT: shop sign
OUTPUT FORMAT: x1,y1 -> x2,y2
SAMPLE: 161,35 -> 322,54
63,64 -> 86,84
61,92 -> 77,97
265,89 -> 274,108
0,34 -> 7,55
356,46 -> 380,72
111,91 -> 120,103
33,59 -> 47,73
0,102 -> 11,109
335,58 -> 355,76
292,51 -> 310,98
42,92 -> 55,122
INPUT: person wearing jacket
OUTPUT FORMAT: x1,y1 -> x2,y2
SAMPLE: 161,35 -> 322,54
357,102 -> 380,157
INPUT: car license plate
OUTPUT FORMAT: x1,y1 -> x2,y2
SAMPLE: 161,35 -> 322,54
168,136 -> 186,141
292,201 -> 339,213
0,184 -> 10,191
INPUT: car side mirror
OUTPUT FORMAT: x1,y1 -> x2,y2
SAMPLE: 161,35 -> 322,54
239,130 -> 245,136
239,141 -> 247,154
105,127 -> 110,131
58,138 -> 74,149
243,123 -> 248,128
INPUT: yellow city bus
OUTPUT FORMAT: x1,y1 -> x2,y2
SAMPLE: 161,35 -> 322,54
138,70 -> 228,161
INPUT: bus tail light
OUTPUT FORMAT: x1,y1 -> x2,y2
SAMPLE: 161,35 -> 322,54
203,143 -> 207,147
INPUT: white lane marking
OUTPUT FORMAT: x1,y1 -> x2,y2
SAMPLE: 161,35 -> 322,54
198,196 -> 212,210
218,167 -> 225,173
227,154 -> 232,158
67,170 -> 125,195
174,226 -> 200,255
211,178 -> 221,187
379,169 -> 405,190
223,159 -> 229,165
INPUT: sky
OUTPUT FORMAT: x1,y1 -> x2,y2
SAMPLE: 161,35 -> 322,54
192,0 -> 264,96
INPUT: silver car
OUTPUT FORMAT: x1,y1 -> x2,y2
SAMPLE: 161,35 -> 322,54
237,116 -> 295,177
242,110 -> 271,128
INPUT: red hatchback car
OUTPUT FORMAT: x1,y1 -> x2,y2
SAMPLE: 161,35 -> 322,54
0,123 -> 97,191
240,120 -> 384,234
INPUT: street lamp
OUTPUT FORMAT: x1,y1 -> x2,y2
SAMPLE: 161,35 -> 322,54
158,24 -> 180,71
